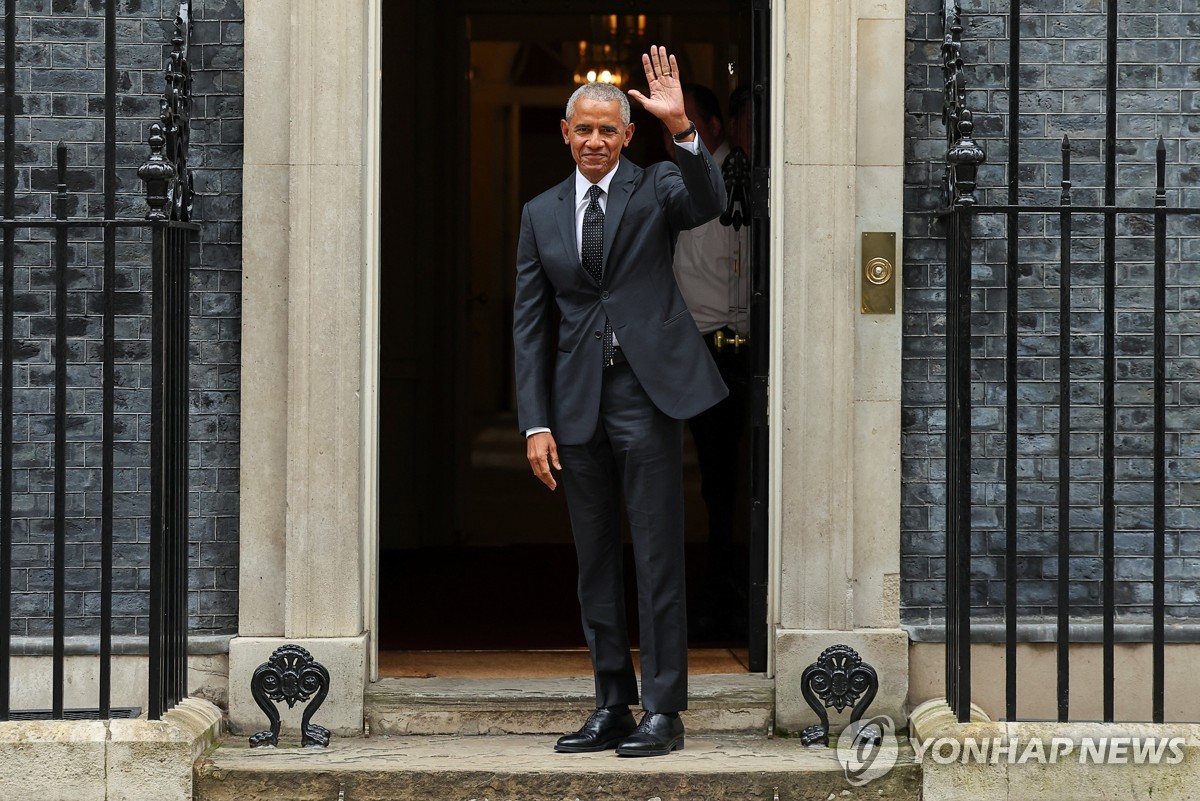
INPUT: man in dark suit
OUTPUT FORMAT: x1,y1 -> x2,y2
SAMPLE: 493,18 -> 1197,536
513,46 -> 727,757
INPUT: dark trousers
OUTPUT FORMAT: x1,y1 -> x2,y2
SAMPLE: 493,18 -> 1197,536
558,360 -> 688,713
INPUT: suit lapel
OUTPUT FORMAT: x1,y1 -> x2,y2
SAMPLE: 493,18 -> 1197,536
601,159 -> 636,281
554,175 -> 590,282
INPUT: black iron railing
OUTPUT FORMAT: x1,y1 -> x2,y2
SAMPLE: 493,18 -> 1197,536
0,0 -> 195,721
940,0 -> 982,723
940,0 -> 1200,724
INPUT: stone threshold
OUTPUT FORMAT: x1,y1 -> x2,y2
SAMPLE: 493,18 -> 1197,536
195,732 -> 921,801
364,673 -> 774,736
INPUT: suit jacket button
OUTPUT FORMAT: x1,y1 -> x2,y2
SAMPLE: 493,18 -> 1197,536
594,330 -> 602,339
601,290 -> 610,300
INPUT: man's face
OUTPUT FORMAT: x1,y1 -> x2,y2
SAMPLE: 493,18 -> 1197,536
561,97 -> 635,183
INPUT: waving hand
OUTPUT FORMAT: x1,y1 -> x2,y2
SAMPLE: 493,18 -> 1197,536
628,45 -> 692,138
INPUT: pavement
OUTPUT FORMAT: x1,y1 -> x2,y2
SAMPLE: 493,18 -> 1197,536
195,732 -> 921,801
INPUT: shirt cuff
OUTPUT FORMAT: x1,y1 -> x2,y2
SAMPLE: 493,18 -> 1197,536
675,138 -> 700,155
525,427 -> 551,438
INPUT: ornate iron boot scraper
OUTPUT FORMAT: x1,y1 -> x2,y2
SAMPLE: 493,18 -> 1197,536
799,644 -> 879,747
249,644 -> 332,748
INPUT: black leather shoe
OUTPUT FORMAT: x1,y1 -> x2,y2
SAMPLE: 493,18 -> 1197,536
615,711 -> 685,757
554,707 -> 637,753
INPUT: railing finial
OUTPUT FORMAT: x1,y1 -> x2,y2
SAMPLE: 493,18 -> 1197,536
947,109 -> 985,206
138,124 -> 175,221
941,0 -> 987,208
139,2 -> 193,221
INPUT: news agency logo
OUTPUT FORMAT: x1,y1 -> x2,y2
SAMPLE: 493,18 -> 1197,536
913,735 -> 1186,767
836,715 -> 1187,787
835,715 -> 899,787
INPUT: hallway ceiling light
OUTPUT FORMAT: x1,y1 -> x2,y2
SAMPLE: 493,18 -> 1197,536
572,14 -> 648,86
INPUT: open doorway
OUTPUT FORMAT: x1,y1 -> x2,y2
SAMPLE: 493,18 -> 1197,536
378,0 -> 763,671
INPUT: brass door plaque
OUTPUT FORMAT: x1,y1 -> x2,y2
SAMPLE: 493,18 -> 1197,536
861,232 -> 896,314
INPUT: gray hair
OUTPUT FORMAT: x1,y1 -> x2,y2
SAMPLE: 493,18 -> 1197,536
565,82 -> 631,126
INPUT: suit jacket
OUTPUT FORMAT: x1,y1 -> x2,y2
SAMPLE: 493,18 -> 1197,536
514,145 -> 729,446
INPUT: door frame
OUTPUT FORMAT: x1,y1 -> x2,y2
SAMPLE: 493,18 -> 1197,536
363,0 -> 383,682
363,0 -> 781,680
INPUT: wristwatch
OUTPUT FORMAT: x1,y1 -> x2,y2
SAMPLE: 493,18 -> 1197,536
671,120 -> 697,142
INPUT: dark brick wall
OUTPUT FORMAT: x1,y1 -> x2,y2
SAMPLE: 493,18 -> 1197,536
904,0 -> 1200,626
1,0 -> 242,636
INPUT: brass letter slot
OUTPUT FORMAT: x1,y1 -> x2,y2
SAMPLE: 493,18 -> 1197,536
861,232 -> 896,315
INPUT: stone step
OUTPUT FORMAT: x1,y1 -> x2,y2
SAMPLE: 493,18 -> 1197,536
194,732 -> 921,801
364,674 -> 774,736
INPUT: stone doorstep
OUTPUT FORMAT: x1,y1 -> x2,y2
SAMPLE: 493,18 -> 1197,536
194,733 -> 922,801
364,674 -> 774,736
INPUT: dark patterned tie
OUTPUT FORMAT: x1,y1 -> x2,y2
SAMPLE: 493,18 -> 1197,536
582,184 -> 614,365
